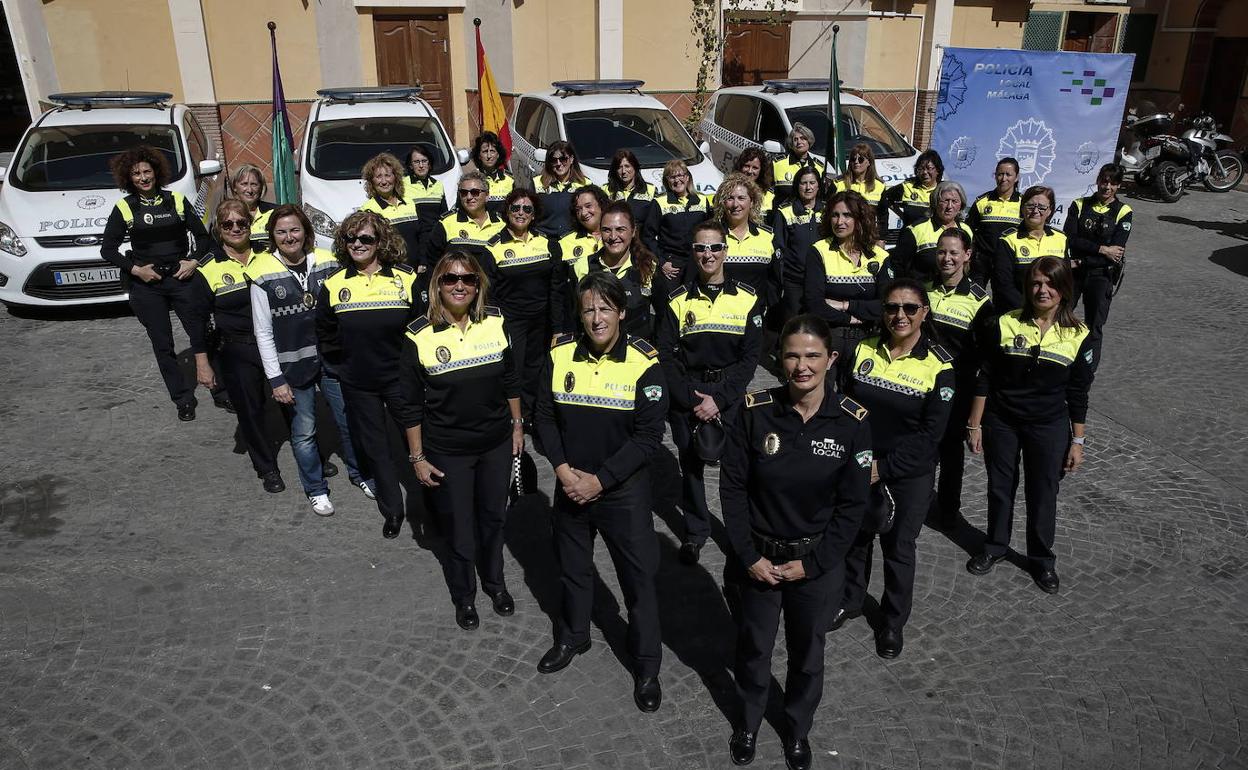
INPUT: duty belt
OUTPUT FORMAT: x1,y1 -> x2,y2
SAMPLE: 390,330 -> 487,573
218,331 -> 257,345
752,531 -> 822,562
691,367 -> 723,383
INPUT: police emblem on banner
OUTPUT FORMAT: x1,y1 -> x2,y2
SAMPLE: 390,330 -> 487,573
1013,334 -> 1027,349
222,273 -> 235,285
563,372 -> 575,392
763,433 -> 781,456
858,359 -> 874,375
338,288 -> 351,303
504,249 -> 515,260
435,346 -> 451,364
643,385 -> 663,402
1020,245 -> 1030,257
274,285 -> 287,300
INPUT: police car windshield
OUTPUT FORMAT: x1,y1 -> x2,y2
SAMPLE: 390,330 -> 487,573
307,117 -> 453,179
564,109 -> 701,169
10,125 -> 184,192
785,106 -> 913,159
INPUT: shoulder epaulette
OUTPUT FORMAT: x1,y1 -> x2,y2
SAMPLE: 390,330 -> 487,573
629,336 -> 659,359
484,305 -> 502,317
487,231 -> 506,246
744,389 -> 773,408
1002,226 -> 1019,237
974,191 -> 992,203
439,210 -> 457,221
326,264 -> 347,279
839,395 -> 868,421
735,281 -> 757,295
668,285 -> 688,300
931,344 -> 954,364
756,222 -> 774,234
968,281 -> 988,300
393,263 -> 414,274
552,332 -> 576,347
407,317 -> 431,335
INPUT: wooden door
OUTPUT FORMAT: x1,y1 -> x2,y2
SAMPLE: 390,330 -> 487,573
374,16 -> 455,132
722,21 -> 791,86
1063,12 -> 1118,54
1202,38 -> 1248,130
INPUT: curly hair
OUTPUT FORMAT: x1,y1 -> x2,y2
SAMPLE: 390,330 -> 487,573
502,187 -> 542,228
361,152 -> 406,200
471,131 -> 507,172
819,190 -> 878,253
734,147 -> 774,192
426,251 -> 491,324
110,145 -> 171,194
713,173 -> 764,226
333,210 -> 406,268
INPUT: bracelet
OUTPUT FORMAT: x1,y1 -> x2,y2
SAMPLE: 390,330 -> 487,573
511,418 -> 524,426
408,453 -> 425,463
1070,436 -> 1085,446
966,425 -> 981,431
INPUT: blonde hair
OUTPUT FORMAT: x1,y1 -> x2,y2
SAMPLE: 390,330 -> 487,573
333,210 -> 407,267
713,172 -> 764,225
361,153 -> 407,200
213,199 -> 252,242
662,159 -> 691,190
228,164 -> 266,200
426,251 -> 491,324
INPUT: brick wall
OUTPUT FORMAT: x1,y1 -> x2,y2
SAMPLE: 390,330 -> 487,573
216,101 -> 313,186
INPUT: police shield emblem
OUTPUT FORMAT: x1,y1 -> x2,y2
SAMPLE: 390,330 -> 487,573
504,248 -> 515,260
858,359 -> 874,375
435,346 -> 451,364
274,285 -> 287,300
459,229 -> 469,239
222,273 -> 235,284
563,372 -> 575,392
763,433 -> 781,455
1020,245 -> 1030,257
1013,334 -> 1027,349
984,205 -> 993,215
939,386 -> 954,401
855,450 -> 873,468
684,311 -> 696,329
338,287 -> 351,303
643,385 -> 663,402
573,245 -> 584,258
866,261 -> 879,275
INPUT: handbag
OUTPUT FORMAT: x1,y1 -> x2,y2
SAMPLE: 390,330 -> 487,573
861,481 -> 896,535
507,449 -> 538,505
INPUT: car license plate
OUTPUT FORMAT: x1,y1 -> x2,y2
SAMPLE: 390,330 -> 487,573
53,267 -> 121,285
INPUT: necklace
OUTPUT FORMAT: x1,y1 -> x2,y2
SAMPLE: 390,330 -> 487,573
279,252 -> 315,308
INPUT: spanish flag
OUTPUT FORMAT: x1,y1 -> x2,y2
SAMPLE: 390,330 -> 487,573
475,20 -> 512,155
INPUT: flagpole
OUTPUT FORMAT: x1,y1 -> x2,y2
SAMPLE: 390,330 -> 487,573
825,24 -> 844,180
268,21 -> 297,205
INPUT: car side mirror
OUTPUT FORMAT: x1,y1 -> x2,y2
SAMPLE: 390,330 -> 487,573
534,148 -> 548,164
762,140 -> 784,155
456,148 -> 471,165
197,159 -> 222,177
698,140 -> 710,155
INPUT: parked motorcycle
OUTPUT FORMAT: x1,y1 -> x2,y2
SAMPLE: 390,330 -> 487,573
1151,113 -> 1244,202
1117,102 -> 1176,187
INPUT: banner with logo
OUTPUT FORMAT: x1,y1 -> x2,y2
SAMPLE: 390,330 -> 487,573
932,47 -> 1134,227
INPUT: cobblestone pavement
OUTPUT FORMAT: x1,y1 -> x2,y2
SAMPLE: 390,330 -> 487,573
1,190 -> 1247,769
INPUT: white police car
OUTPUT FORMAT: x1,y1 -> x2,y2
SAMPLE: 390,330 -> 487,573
0,92 -> 224,307
299,86 -> 466,249
509,80 -> 722,195
699,80 -> 919,186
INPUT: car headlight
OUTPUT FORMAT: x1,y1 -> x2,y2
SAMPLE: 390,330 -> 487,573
0,220 -> 27,257
302,203 -> 337,238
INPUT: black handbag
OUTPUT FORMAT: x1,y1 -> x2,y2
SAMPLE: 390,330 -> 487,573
507,450 -> 538,505
862,481 -> 896,535
693,417 -> 726,464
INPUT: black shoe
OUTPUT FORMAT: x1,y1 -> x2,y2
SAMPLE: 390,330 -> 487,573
1034,569 -> 1060,594
213,397 -> 236,414
829,607 -> 862,631
455,603 -> 479,630
875,627 -> 903,659
322,461 -> 338,478
177,402 -> 196,421
782,737 -> 812,770
966,552 -> 1005,576
729,730 -> 757,766
537,641 -> 591,674
488,590 -> 515,616
382,516 -> 402,539
633,676 -> 661,713
678,541 -> 703,565
261,471 -> 285,494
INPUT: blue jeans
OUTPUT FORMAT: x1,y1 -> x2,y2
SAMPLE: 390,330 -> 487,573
287,372 -> 368,496
318,372 -> 367,484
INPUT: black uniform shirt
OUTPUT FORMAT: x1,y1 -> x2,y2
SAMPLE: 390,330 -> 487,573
406,175 -> 450,244
977,310 -> 1095,424
965,190 -> 1020,280
315,263 -> 420,390
422,209 -> 505,271
803,240 -> 891,326
656,192 -> 712,267
880,178 -> 937,234
549,228 -> 601,334
656,279 -> 764,411
890,218 -> 974,282
1064,196 -> 1132,270
609,181 -> 661,255
534,178 -> 596,237
484,228 -> 559,320
991,226 -> 1069,311
771,200 -> 819,286
188,246 -> 255,352
534,333 -> 667,490
720,385 -> 872,577
926,277 -> 993,379
100,190 -> 209,270
723,221 -> 782,308
575,249 -> 656,341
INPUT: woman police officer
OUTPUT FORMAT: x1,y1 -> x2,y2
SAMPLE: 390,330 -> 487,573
966,256 -> 1094,594
731,147 -> 777,218
991,185 -> 1069,312
889,180 -> 973,282
1065,162 -> 1132,372
100,145 -> 211,421
534,140 -> 594,237
559,201 -> 659,342
772,165 -> 824,323
534,270 -> 667,715
358,153 -> 421,267
965,157 -> 1021,283
881,149 -> 944,239
656,220 -> 764,565
720,313 -> 871,770
400,252 -> 523,630
771,123 -> 824,207
316,211 -> 420,539
470,131 -> 515,217
606,149 -> 661,256
655,160 -> 713,289
549,186 -> 611,338
228,163 -> 276,251
405,144 -> 450,251
834,279 -> 956,659
832,142 -> 886,209
713,173 -> 782,313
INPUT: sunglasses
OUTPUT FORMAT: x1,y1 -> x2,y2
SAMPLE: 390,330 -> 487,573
550,155 -> 571,164
410,157 -> 431,165
509,203 -> 535,214
439,272 -> 480,287
691,243 -> 726,253
850,155 -> 868,163
219,219 -> 248,231
1024,203 -> 1051,212
344,233 -> 378,245
883,302 -> 926,316
459,188 -> 487,196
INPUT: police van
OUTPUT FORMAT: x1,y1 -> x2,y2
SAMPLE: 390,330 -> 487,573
298,86 -> 465,249
698,80 -> 920,187
0,92 -> 224,307
509,80 -> 723,195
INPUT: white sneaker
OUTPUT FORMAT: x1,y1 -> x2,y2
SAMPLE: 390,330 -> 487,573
308,493 -> 335,517
356,480 -> 376,500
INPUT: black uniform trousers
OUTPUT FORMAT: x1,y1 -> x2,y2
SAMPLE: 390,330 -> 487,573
982,411 -> 1069,571
933,382 -> 976,525
1075,269 -> 1113,372
218,339 -> 277,477
779,279 -> 805,325
426,436 -> 512,605
127,274 -> 198,407
734,563 -> 837,740
504,314 -> 549,418
830,326 -> 871,383
669,402 -> 738,545
841,472 -> 934,631
341,380 -> 407,523
553,474 -> 662,678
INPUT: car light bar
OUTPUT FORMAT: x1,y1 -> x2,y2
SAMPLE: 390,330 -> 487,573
317,86 -> 424,104
49,92 -> 173,109
762,79 -> 834,93
552,80 -> 646,95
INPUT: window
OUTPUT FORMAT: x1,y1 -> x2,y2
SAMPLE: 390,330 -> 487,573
10,124 -> 185,191
183,115 -> 207,171
514,98 -> 540,145
1122,14 -> 1157,83
1022,10 -> 1063,52
757,102 -> 785,144
786,105 -> 914,159
563,108 -> 701,169
534,103 -> 561,148
714,95 -> 759,141
306,117 -> 453,180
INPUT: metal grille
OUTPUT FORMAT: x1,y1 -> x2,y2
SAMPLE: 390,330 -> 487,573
22,259 -> 125,301
1023,11 -> 1064,52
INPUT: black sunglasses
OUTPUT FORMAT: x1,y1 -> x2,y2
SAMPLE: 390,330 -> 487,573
509,203 -> 535,214
439,272 -> 480,287
219,219 -> 249,231
550,154 -> 571,164
344,234 -> 377,245
459,188 -> 487,196
691,243 -> 726,253
850,155 -> 868,163
883,302 -> 926,316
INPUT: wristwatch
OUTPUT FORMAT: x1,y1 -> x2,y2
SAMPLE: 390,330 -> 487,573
1070,436 -> 1085,446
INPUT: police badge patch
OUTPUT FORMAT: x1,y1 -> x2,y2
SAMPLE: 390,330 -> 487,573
564,372 -> 575,392
684,311 -> 696,329
338,287 -> 351,303
763,433 -> 780,455
984,205 -> 993,215
1013,334 -> 1027,349
504,248 -> 515,260
858,359 -> 874,375
866,261 -> 879,274
459,229 -> 469,239
855,450 -> 873,468
643,385 -> 663,402
573,245 -> 584,258
1020,245 -> 1030,257
436,346 -> 451,364
275,285 -> 287,300
939,387 -> 954,401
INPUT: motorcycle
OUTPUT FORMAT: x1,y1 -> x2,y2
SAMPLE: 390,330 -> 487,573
1151,112 -> 1244,202
1117,102 -> 1176,187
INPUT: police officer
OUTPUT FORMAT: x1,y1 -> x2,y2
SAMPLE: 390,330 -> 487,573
549,186 -> 609,338
925,229 -> 993,531
803,190 -> 891,378
656,221 -> 764,564
771,123 -> 825,207
965,158 -> 1021,283
880,149 -> 944,239
606,149 -> 661,256
655,160 -> 712,291
189,200 -> 282,492
713,173 -> 782,312
731,148 -> 776,218
772,166 -> 823,322
422,171 -> 506,298
401,252 -> 523,630
405,144 -> 450,250
562,201 -> 658,341
1066,163 -> 1132,372
358,153 -> 421,266
966,257 -> 1094,595
534,271 -> 667,714
227,163 -> 276,252
832,143 -> 886,209
889,180 -> 973,282
100,145 -> 211,421
991,185 -> 1069,312
483,188 -> 558,419
533,140 -> 594,237
721,314 -> 871,770
316,211 -> 420,539
470,131 -> 515,217
836,279 -> 955,659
